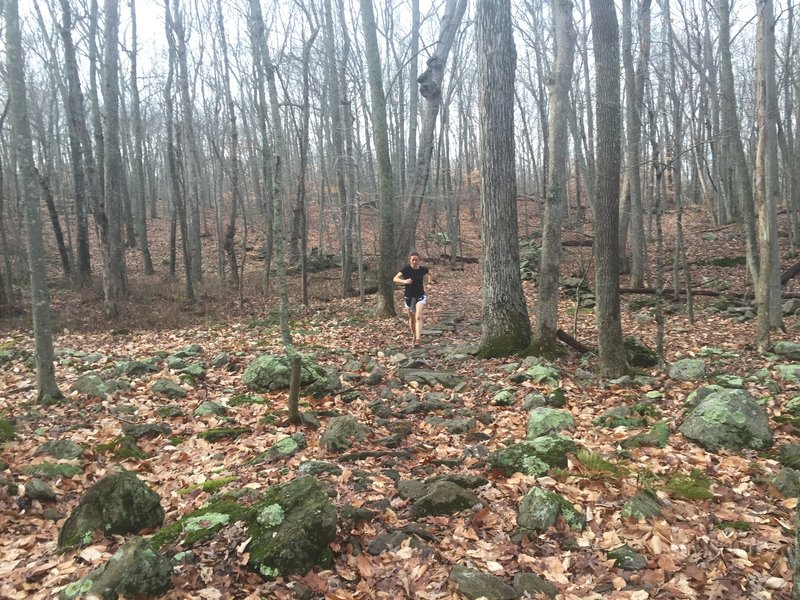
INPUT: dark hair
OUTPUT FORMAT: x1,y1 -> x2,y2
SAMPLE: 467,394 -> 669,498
409,251 -> 420,259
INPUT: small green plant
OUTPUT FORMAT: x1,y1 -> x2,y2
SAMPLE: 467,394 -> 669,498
666,469 -> 713,500
575,449 -> 627,477
178,476 -> 238,497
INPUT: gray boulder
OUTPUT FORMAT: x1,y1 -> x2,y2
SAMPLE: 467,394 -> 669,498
668,358 -> 706,381
60,537 -> 172,600
321,415 -> 368,452
243,354 -> 334,397
488,435 -> 577,477
773,341 -> 800,360
58,470 -> 165,549
449,564 -> 515,600
526,408 -> 575,439
247,476 -> 336,579
409,481 -> 480,518
679,388 -> 773,452
517,487 -> 586,532
776,364 -> 800,383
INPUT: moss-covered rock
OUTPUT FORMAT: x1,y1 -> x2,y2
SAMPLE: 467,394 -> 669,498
449,564 -> 515,600
58,470 -> 165,549
488,435 -> 577,477
668,358 -> 706,381
608,544 -> 648,570
409,481 -> 480,517
35,439 -> 84,460
243,354 -> 331,395
526,408 -> 575,439
679,388 -> 773,452
517,487 -> 585,532
625,336 -> 658,368
60,537 -> 172,600
247,476 -> 337,579
320,415 -> 367,452
0,416 -> 15,442
621,490 -> 663,520
151,378 -> 187,399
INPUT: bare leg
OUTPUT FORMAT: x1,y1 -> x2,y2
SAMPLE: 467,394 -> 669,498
414,303 -> 425,343
406,309 -> 416,343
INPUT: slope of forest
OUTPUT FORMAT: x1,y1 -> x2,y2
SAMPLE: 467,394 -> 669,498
1,209 -> 800,600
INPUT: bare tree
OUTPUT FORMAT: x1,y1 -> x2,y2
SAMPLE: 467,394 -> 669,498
535,0 -> 576,353
477,0 -> 532,357
5,0 -> 62,403
360,0 -> 396,317
754,0 -> 782,350
590,0 -> 627,376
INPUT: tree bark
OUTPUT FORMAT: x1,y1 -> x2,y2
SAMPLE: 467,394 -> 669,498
477,0 -> 532,357
590,0 -> 627,376
535,0 -> 576,353
5,0 -> 62,403
360,0 -> 396,317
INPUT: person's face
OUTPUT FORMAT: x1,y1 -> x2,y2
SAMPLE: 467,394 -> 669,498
410,255 -> 420,267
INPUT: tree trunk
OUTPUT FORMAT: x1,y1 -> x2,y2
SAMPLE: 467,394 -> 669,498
129,0 -> 155,276
101,0 -> 128,317
535,0 -> 576,353
360,0 -> 396,317
590,0 -> 627,377
394,0 -> 468,267
754,0 -> 783,350
5,0 -> 62,403
476,0 -> 532,357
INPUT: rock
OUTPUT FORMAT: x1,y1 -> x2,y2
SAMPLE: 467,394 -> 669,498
492,389 -> 516,406
775,364 -> 800,383
608,544 -> 648,570
488,435 -> 577,477
625,336 -> 658,368
409,481 -> 480,517
526,408 -> 575,439
449,564 -> 515,600
26,478 -> 57,502
114,359 -> 158,377
35,439 -> 83,460
60,537 -> 172,600
679,388 -> 773,452
772,344 -> 800,360
621,421 -> 670,449
194,401 -> 228,417
684,385 -> 724,413
172,344 -> 203,358
773,468 -> 800,497
72,374 -> 111,400
122,423 -> 172,439
513,572 -> 558,599
782,299 -> 800,316
243,354 -> 335,397
524,364 -> 560,386
621,490 -> 663,519
396,368 -> 464,389
426,473 -> 489,489
321,415 -> 368,452
250,434 -> 308,465
298,461 -> 342,477
397,480 -> 427,500
517,487 -> 586,532
669,358 -> 706,381
58,470 -> 165,549
247,476 -> 336,579
151,378 -> 187,399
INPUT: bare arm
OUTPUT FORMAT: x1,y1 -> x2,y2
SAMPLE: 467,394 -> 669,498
394,271 -> 411,285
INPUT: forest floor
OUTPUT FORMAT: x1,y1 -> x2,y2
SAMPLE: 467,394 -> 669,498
1,207 -> 800,599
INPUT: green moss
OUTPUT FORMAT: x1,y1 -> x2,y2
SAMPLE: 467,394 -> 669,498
229,394 -> 269,406
177,476 -> 238,497
575,450 -> 627,477
667,469 -> 714,500
197,428 -> 251,442
23,461 -> 82,479
150,500 -> 253,550
0,417 -> 15,442
716,520 -> 751,531
63,578 -> 94,598
477,329 -> 532,359
258,504 -> 285,527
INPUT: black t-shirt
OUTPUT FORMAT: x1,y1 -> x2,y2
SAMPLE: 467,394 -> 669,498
401,265 -> 429,298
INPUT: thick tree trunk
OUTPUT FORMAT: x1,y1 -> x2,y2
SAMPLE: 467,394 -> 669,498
591,0 -> 627,377
476,0 -> 531,357
535,0 -> 576,353
5,0 -> 62,403
360,0 -> 396,317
